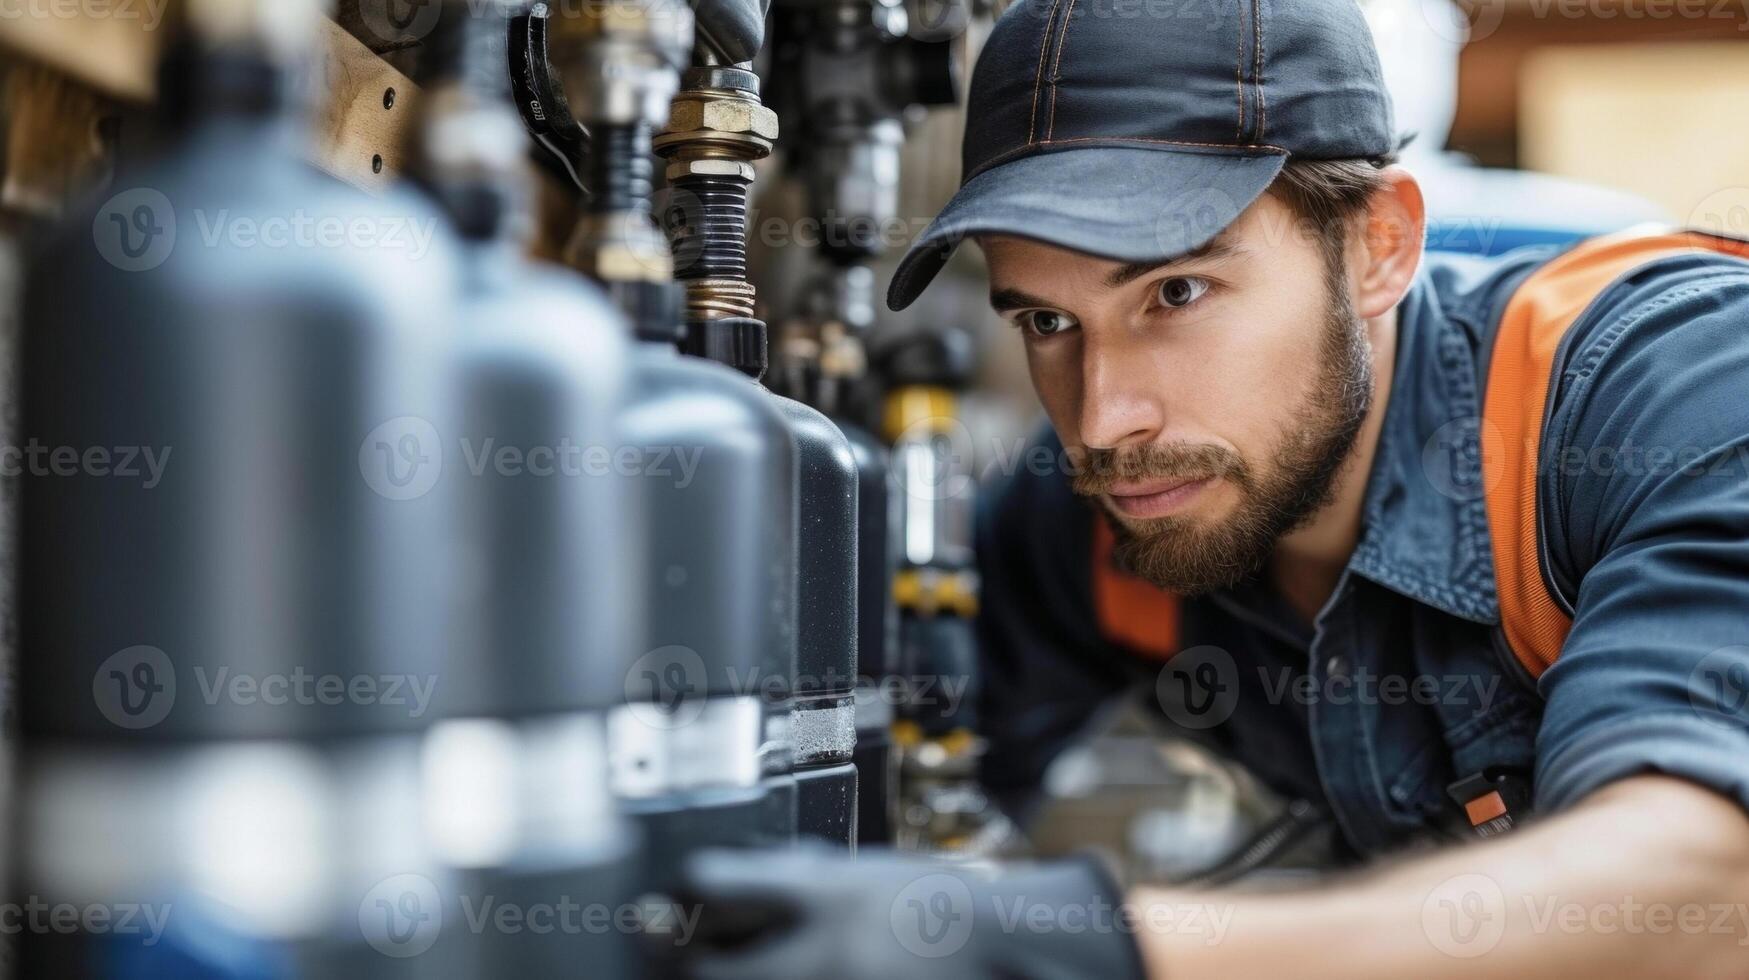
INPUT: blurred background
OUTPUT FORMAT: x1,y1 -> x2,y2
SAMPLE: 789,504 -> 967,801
0,0 -> 1745,973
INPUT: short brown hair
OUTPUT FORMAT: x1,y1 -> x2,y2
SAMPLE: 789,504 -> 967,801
1267,154 -> 1398,265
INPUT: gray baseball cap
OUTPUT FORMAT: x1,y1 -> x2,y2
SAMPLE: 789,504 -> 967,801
888,0 -> 1396,311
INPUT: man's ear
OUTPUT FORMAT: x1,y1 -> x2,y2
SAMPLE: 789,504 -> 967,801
1350,166 -> 1425,320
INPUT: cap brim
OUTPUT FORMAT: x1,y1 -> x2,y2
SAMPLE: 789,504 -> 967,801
887,145 -> 1288,311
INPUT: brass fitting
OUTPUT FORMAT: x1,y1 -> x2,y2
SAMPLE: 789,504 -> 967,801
655,74 -> 780,322
654,88 -> 778,184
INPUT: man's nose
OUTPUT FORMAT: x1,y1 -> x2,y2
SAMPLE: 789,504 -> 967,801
1077,337 -> 1164,451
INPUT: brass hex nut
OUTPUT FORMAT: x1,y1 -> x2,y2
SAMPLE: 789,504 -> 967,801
665,94 -> 779,141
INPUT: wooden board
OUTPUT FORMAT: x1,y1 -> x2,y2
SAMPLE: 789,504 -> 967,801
0,0 -> 164,102
312,18 -> 418,194
0,13 -> 419,197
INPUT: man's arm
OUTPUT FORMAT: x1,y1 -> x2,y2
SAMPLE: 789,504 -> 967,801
1137,774 -> 1749,979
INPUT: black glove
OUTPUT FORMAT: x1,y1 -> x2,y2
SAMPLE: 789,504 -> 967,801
663,846 -> 1149,980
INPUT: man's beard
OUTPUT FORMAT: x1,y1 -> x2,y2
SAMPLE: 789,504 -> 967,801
1071,259 -> 1375,595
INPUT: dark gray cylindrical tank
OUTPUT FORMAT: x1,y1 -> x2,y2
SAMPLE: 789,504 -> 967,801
610,343 -> 798,889
16,12 -> 464,977
841,421 -> 896,845
773,395 -> 859,847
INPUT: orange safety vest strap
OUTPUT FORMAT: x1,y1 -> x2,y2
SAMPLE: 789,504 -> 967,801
1484,229 -> 1749,680
1091,517 -> 1181,660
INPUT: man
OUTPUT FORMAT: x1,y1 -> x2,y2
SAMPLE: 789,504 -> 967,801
671,0 -> 1749,976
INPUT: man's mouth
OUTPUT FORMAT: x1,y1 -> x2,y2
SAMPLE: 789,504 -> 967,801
1104,475 -> 1216,520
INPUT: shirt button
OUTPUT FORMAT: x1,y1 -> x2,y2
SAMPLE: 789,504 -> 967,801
1326,655 -> 1350,678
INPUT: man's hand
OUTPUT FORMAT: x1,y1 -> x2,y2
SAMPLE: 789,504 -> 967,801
662,846 -> 1147,980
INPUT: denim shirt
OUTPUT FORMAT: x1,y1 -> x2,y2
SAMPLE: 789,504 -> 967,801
973,244 -> 1749,862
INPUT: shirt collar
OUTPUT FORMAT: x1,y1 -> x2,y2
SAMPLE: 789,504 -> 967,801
1345,269 -> 1501,625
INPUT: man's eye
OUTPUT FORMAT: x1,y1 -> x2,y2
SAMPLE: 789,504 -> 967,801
1020,310 -> 1079,337
1156,276 -> 1210,309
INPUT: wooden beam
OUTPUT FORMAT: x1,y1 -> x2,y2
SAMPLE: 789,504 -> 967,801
0,12 -> 419,195
1,63 -> 117,217
0,1 -> 164,102
312,18 -> 418,193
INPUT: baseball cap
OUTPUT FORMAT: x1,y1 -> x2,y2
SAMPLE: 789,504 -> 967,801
888,0 -> 1396,311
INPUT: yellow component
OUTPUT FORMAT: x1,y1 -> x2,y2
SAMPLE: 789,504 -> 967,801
935,728 -> 976,757
893,568 -> 980,617
882,385 -> 958,443
890,722 -> 977,757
